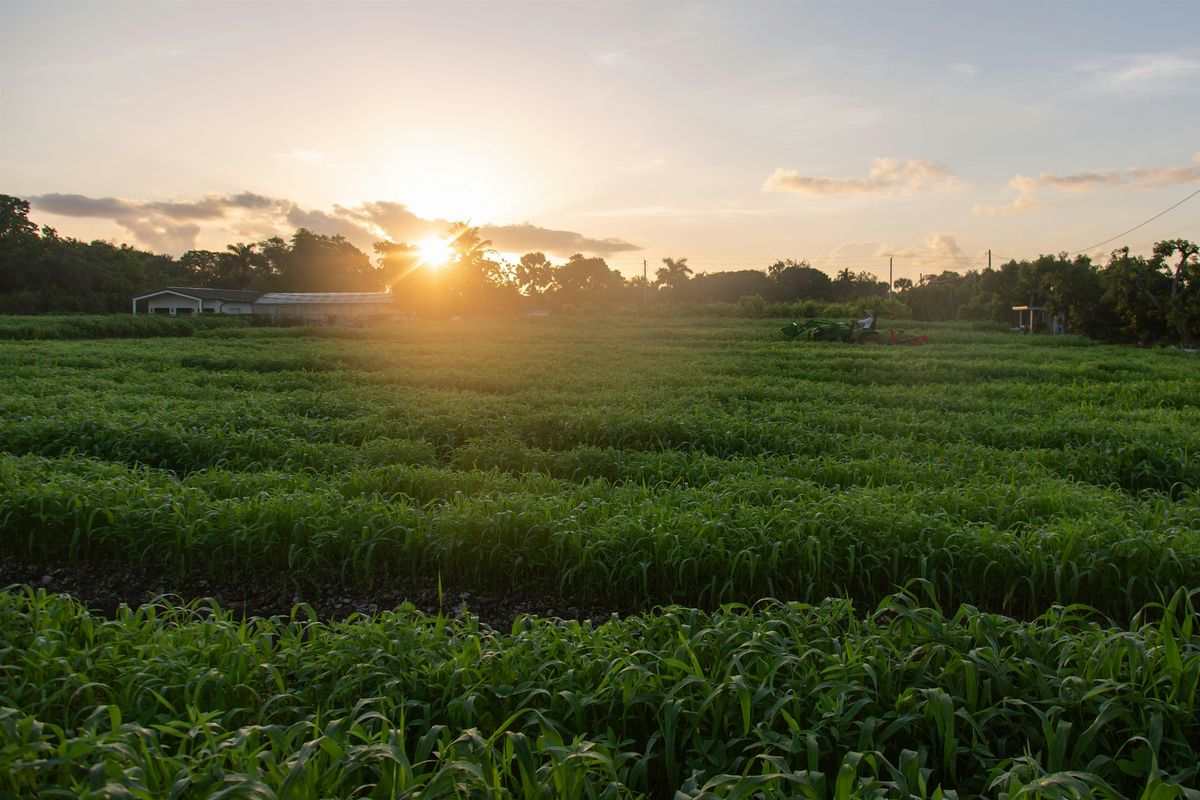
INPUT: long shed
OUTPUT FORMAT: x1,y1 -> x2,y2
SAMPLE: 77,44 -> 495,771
131,287 -> 261,315
252,292 -> 396,322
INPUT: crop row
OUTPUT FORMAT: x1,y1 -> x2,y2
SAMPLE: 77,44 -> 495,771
2,329 -> 1195,496
3,453 -> 1196,617
3,588 -> 1197,798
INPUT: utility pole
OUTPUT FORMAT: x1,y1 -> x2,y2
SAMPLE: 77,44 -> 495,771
643,259 -> 648,305
888,256 -> 893,295
987,249 -> 992,271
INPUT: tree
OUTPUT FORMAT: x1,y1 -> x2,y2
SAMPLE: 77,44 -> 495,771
0,195 -> 38,240
655,256 -> 692,288
892,277 -> 914,293
274,229 -> 382,292
222,242 -> 271,289
178,250 -> 226,286
516,252 -> 554,297
552,254 -> 625,304
1040,254 -> 1106,337
831,269 -> 888,303
0,195 -> 43,298
374,240 -> 421,289
1151,239 -> 1200,346
768,260 -> 833,301
688,270 -> 774,303
1102,248 -> 1170,342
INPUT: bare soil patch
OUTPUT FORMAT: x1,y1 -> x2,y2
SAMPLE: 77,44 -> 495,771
0,557 -> 626,629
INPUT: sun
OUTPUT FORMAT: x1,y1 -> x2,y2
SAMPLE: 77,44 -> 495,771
416,236 -> 454,268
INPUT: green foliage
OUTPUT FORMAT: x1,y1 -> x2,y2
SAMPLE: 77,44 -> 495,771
1,317 -> 1199,796
0,318 -> 1196,617
1,588 -> 1197,798
0,313 -> 249,340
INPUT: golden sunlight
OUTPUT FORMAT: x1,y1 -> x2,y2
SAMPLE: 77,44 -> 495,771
416,236 -> 454,268
356,144 -> 520,222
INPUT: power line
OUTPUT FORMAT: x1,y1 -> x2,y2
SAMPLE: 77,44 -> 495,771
1124,219 -> 1200,252
1069,188 -> 1200,256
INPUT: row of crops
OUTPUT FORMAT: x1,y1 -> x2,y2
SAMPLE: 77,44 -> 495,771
3,588 -> 1198,798
2,317 -> 1198,796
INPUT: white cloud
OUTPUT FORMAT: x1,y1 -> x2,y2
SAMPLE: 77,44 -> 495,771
949,62 -> 978,79
29,191 -> 638,258
972,195 -> 1040,216
977,155 -> 1200,216
875,233 -> 970,269
763,157 -> 958,197
1080,53 -> 1200,94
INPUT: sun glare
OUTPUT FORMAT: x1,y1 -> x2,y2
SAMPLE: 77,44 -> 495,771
417,236 -> 454,268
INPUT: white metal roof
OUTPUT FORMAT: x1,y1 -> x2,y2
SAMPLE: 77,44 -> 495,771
254,292 -> 394,305
132,287 -> 264,302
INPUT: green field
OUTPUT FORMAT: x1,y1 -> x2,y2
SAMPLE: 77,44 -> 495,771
2,316 -> 1198,797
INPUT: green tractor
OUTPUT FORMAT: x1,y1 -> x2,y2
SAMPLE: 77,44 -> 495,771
780,317 -> 928,346
780,318 -> 882,343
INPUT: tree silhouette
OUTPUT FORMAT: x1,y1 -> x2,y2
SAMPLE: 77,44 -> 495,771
1145,239 -> 1199,346
221,242 -> 270,289
655,256 -> 692,288
516,252 -> 554,297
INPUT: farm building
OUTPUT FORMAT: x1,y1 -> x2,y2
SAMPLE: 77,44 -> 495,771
252,292 -> 396,322
1011,305 -> 1065,334
132,288 -> 398,322
131,287 -> 261,316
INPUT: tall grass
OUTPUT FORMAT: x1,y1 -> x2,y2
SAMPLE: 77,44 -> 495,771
0,313 -> 249,339
2,588 -> 1197,798
2,317 -> 1199,796
0,319 -> 1197,618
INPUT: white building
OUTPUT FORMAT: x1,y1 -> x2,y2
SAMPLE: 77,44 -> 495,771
252,292 -> 396,322
131,287 -> 261,315
132,288 -> 398,322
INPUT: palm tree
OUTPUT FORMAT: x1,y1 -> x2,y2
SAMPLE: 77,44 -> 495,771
220,243 -> 268,289
446,222 -> 492,268
655,256 -> 693,288
516,252 -> 554,296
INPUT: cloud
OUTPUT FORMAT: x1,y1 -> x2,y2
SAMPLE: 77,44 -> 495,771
972,195 -> 1040,216
31,193 -> 217,251
28,191 -> 638,259
120,218 -> 202,254
1127,163 -> 1200,188
976,154 -> 1200,217
763,157 -> 958,197
1081,53 -> 1200,94
339,201 -> 448,244
284,206 -> 377,248
30,193 -> 135,219
875,233 -> 970,269
949,62 -> 978,79
480,223 -> 640,257
1015,172 -> 1122,193
1011,160 -> 1200,194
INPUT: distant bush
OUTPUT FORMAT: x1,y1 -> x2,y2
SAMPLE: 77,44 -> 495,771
0,314 -> 249,340
643,295 -> 911,320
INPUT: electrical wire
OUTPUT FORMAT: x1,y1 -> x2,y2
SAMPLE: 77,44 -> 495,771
1069,188 -> 1200,256
1123,219 -> 1200,253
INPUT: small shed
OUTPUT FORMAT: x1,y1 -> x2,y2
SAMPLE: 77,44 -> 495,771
132,287 -> 261,315
252,292 -> 396,322
1012,305 -> 1064,334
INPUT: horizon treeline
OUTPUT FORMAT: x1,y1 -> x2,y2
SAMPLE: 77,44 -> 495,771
1,194 -> 1197,344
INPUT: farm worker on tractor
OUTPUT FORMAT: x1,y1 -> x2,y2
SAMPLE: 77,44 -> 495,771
858,310 -> 877,331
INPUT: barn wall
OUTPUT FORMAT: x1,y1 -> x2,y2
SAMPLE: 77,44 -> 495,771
146,295 -> 201,315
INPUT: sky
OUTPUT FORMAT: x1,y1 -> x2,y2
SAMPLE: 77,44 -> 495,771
2,0 -> 1199,282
